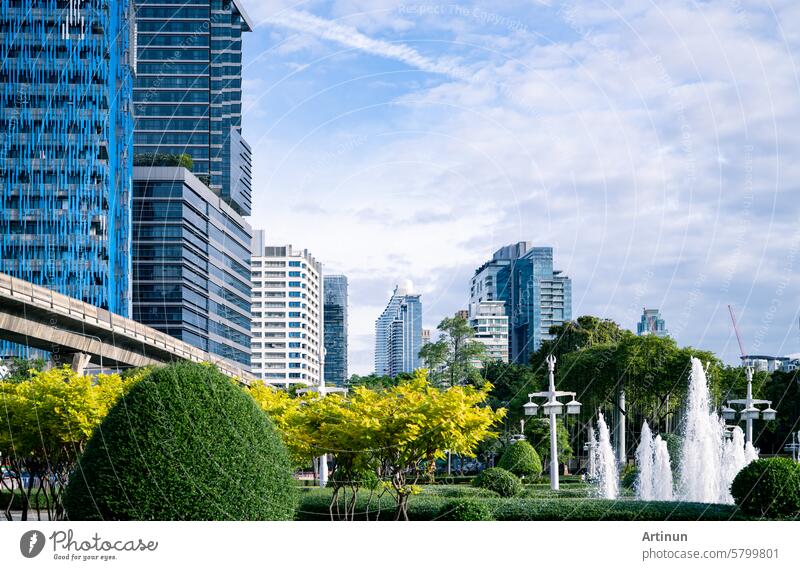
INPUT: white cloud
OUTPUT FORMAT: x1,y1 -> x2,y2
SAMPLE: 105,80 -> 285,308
246,0 -> 800,373
258,9 -> 472,79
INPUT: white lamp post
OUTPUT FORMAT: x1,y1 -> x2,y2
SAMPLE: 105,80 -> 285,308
724,366 -> 776,444
523,354 -> 581,490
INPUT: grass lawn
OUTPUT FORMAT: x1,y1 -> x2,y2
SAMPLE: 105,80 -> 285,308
296,483 -> 748,521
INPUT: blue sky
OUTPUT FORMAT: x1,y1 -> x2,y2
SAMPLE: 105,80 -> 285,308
238,0 -> 800,375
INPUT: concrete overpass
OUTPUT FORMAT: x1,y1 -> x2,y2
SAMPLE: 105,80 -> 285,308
0,272 -> 252,384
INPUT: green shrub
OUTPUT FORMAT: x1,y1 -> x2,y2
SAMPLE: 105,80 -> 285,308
437,499 -> 494,521
472,468 -> 523,497
295,488 -> 746,521
731,458 -> 800,518
621,464 -> 638,489
64,362 -> 296,520
498,441 -> 542,478
423,485 -> 499,498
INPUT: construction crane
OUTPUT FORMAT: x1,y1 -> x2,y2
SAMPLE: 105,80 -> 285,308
728,304 -> 747,361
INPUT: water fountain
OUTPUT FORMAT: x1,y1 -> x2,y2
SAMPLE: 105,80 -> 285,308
594,411 -> 619,499
635,421 -> 674,501
676,357 -> 758,504
635,421 -> 655,500
652,435 -> 673,500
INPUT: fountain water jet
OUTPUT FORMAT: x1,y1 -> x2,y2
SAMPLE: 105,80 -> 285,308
635,421 -> 655,500
676,358 -> 758,504
652,435 -> 673,500
595,412 -> 619,499
635,422 -> 674,501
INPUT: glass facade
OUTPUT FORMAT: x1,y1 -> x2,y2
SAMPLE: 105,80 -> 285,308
132,167 -> 252,368
134,0 -> 252,215
323,274 -> 348,387
637,308 -> 668,337
471,243 -> 572,364
374,285 -> 422,377
0,0 -> 135,332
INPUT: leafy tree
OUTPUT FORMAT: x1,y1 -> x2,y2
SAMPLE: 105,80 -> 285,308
556,333 -> 720,432
0,366 -> 139,521
248,381 -> 317,468
524,418 -> 573,467
0,358 -> 46,383
420,315 -> 486,387
345,372 -> 413,390
532,316 -> 631,370
758,369 -> 800,454
481,361 -> 542,425
255,370 -> 505,520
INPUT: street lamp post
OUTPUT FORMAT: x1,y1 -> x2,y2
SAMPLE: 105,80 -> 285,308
523,355 -> 581,491
720,366 -> 777,444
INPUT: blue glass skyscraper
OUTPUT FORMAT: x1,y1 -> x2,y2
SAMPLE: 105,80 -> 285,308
134,0 -> 253,215
323,274 -> 348,387
375,284 -> 422,377
471,243 -> 572,364
0,0 -> 135,325
637,308 -> 668,337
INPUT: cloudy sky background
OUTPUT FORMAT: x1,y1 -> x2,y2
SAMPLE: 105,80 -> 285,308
238,0 -> 800,375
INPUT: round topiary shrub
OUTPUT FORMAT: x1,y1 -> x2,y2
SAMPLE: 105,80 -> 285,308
472,467 -> 523,498
64,362 -> 296,520
731,458 -> 800,518
437,499 -> 495,521
498,441 -> 542,479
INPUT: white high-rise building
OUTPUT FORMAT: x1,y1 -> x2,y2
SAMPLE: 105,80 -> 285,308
251,230 -> 323,387
469,301 -> 509,364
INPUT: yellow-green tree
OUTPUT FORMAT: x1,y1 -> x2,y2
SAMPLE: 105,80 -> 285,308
0,366 -> 140,521
248,371 -> 505,520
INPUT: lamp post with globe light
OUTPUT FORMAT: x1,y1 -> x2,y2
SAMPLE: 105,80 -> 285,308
523,354 -> 581,490
720,366 -> 777,444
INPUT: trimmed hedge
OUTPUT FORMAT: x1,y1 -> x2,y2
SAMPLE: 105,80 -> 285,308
498,441 -> 542,478
472,468 -> 523,497
295,488 -> 747,521
436,499 -> 494,521
64,362 -> 296,520
731,458 -> 800,518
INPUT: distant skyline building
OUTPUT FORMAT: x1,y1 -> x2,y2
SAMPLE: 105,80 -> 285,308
471,242 -> 572,364
0,0 -> 136,329
132,167 -> 252,368
134,0 -> 253,215
637,308 -> 668,337
422,328 -> 432,346
251,233 -> 324,386
469,301 -> 509,364
375,283 -> 423,377
323,274 -> 348,387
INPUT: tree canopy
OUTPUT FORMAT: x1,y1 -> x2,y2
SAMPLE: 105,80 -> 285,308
0,365 -> 142,520
419,315 -> 486,387
249,370 -> 505,520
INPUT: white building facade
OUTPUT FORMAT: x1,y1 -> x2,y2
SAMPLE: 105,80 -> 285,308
469,301 -> 509,364
251,230 -> 324,387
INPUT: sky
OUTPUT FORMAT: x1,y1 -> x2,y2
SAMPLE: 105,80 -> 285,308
237,0 -> 800,375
